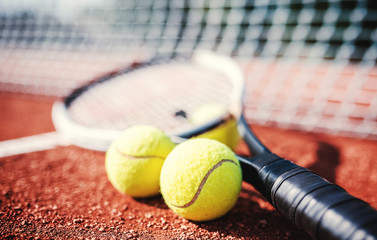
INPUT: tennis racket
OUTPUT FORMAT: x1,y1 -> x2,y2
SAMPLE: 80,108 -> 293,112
0,50 -> 240,156
1,50 -> 376,239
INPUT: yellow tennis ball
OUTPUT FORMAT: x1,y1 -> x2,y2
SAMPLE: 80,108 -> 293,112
190,103 -> 240,150
160,138 -> 242,221
105,125 -> 175,198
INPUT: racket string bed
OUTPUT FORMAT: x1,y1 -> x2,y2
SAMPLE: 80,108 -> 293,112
66,61 -> 232,135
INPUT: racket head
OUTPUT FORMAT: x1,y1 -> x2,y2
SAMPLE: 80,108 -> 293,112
51,50 -> 246,151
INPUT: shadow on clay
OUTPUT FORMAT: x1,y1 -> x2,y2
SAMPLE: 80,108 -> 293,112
135,194 -> 170,209
308,141 -> 340,184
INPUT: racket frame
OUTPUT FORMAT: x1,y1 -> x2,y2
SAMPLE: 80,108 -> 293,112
51,50 -> 247,151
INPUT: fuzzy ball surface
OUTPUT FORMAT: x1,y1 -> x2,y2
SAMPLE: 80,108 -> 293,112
160,138 -> 242,221
106,125 -> 175,197
190,103 -> 240,150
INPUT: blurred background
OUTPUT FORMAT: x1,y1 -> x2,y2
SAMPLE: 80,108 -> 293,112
0,0 -> 376,138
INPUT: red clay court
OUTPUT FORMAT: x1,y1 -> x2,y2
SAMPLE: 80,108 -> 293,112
1,1 -> 377,239
1,59 -> 377,239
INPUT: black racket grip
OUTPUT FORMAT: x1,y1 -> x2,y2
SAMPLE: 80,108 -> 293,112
239,153 -> 377,240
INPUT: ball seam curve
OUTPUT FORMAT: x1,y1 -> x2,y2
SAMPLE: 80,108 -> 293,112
172,159 -> 239,209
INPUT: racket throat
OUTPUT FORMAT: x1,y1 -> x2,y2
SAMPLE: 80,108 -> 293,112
238,115 -> 270,156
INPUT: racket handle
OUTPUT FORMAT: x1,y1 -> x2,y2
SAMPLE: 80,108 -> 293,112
239,153 -> 377,240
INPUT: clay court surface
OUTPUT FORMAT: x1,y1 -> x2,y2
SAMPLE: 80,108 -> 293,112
1,89 -> 377,239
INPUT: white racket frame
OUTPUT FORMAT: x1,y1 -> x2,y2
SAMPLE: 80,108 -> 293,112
0,50 -> 245,157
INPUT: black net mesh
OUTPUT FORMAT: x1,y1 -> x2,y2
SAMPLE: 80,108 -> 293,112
0,0 -> 376,138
